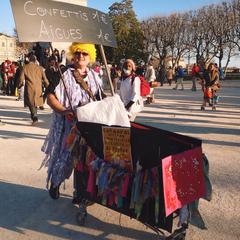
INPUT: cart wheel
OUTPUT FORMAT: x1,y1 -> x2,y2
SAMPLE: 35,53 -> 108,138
76,211 -> 87,226
201,106 -> 205,111
165,227 -> 187,240
76,203 -> 87,226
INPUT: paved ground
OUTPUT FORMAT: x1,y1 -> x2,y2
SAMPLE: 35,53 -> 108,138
0,80 -> 240,240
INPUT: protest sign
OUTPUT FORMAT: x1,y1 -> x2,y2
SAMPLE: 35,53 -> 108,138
10,0 -> 117,47
102,127 -> 133,171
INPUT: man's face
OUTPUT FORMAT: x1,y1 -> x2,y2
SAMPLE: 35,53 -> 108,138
49,60 -> 56,67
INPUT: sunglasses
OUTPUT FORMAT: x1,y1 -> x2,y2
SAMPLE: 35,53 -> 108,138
74,51 -> 89,57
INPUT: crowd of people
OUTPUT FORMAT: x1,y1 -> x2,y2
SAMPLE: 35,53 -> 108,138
0,43 -> 224,125
0,46 -> 223,126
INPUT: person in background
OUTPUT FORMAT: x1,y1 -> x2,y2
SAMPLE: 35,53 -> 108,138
110,64 -> 119,93
45,56 -> 59,83
42,55 -> 61,109
144,61 -> 156,104
53,48 -> 61,63
19,54 -> 49,124
135,61 -> 145,77
219,67 -> 225,81
200,63 -> 220,110
166,66 -> 174,86
42,47 -> 50,69
158,67 -> 167,86
119,59 -> 143,121
0,64 -> 3,92
60,50 -> 67,66
33,42 -> 44,66
14,62 -> 23,101
191,63 -> 200,91
6,61 -> 16,96
92,61 -> 102,77
173,66 -> 184,90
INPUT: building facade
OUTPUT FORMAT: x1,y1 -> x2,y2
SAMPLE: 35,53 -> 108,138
0,34 -> 16,63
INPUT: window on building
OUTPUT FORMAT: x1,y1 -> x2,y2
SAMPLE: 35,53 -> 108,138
9,43 -> 13,48
2,42 -> 5,47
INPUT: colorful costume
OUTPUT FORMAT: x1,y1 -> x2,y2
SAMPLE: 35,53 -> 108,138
41,67 -> 102,188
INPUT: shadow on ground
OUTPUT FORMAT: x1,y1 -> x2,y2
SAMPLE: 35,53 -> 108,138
0,181 -> 160,240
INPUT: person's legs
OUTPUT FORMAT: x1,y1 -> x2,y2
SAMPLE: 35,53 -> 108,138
145,88 -> 154,104
10,78 -> 15,95
168,78 -> 172,86
201,96 -> 208,110
180,78 -> 184,90
18,86 -> 24,100
173,79 -> 179,89
112,78 -> 118,93
150,88 -> 154,103
192,78 -> 196,91
29,105 -> 38,123
6,79 -> 11,95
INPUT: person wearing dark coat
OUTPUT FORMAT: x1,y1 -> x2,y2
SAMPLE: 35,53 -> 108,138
19,54 -> 49,124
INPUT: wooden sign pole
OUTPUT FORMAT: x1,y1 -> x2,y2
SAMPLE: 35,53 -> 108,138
99,44 -> 115,96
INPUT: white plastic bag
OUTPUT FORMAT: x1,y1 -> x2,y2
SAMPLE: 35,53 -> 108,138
76,94 -> 130,127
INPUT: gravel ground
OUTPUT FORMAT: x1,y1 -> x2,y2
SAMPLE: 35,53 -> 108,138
0,80 -> 239,240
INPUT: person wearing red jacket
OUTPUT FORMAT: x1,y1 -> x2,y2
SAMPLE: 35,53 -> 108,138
191,63 -> 200,91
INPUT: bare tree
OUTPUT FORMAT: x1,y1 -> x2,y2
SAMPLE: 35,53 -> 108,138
141,0 -> 240,72
13,28 -> 30,60
141,16 -> 172,69
168,13 -> 189,69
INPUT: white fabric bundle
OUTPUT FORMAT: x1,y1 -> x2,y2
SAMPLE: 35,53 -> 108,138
76,94 -> 130,127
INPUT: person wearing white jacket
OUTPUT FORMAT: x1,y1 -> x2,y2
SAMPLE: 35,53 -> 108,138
144,62 -> 156,104
119,59 -> 144,121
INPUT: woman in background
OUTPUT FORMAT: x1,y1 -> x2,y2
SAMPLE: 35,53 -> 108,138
119,59 -> 143,121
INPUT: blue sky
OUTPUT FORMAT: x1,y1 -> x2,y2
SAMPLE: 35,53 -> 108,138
1,0 -> 238,66
1,0 -> 224,35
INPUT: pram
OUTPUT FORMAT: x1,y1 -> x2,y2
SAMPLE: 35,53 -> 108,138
73,121 -> 206,239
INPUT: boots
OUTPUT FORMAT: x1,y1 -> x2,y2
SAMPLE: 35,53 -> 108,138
49,182 -> 60,200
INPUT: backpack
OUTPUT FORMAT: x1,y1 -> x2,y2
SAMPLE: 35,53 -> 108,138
132,75 -> 150,96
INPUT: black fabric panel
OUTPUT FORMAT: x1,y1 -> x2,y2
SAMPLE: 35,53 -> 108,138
75,122 -> 202,232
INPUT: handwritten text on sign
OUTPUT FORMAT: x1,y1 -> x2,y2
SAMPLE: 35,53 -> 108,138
102,127 -> 133,171
10,0 -> 117,47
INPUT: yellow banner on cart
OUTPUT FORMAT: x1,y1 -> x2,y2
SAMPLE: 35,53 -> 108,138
102,127 -> 132,171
